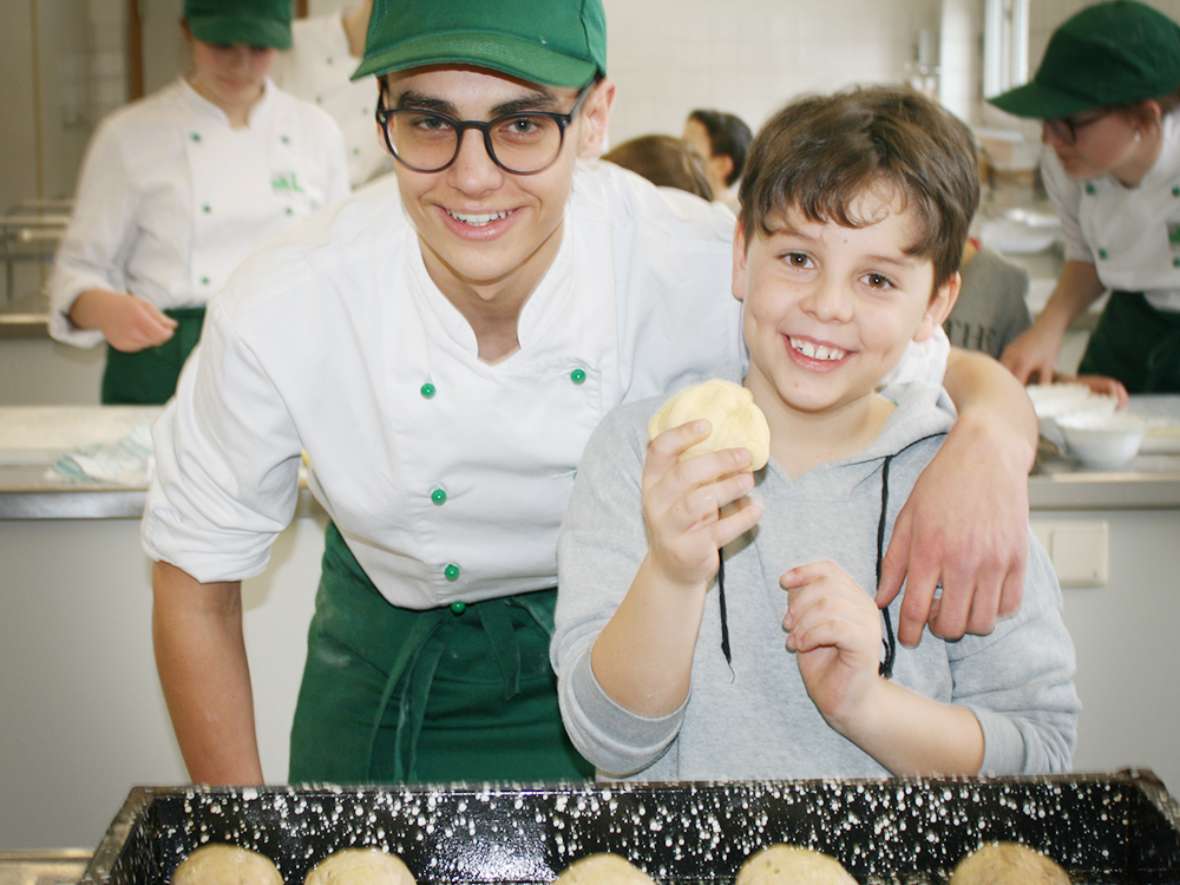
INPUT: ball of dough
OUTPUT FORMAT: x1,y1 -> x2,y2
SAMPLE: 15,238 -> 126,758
304,848 -> 416,885
171,844 -> 283,885
553,853 -> 655,884
735,844 -> 855,884
949,841 -> 1069,884
648,379 -> 771,470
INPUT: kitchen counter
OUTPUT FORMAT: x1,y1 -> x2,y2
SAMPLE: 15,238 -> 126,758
4,403 -> 1180,518
0,850 -> 90,885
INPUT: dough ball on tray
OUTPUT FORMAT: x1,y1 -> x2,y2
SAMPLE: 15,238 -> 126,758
553,852 -> 655,883
170,844 -> 282,885
735,844 -> 855,884
949,841 -> 1069,884
648,379 -> 770,470
304,847 -> 416,884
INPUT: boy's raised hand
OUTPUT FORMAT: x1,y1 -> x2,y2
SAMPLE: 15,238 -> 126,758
642,420 -> 763,589
782,560 -> 883,731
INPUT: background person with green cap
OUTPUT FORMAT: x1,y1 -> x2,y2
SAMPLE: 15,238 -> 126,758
992,0 -> 1180,393
143,0 -> 1041,787
48,0 -> 350,404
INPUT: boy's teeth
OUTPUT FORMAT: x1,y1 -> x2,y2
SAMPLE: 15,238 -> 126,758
790,337 -> 846,361
447,209 -> 510,226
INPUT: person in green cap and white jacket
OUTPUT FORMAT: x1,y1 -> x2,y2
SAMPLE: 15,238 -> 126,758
144,0 -> 1041,786
49,0 -> 350,404
993,0 -> 1180,393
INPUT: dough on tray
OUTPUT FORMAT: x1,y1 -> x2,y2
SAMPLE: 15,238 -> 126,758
170,843 -> 283,885
553,852 -> 655,883
735,844 -> 856,884
648,379 -> 770,470
949,841 -> 1069,884
303,848 -> 416,884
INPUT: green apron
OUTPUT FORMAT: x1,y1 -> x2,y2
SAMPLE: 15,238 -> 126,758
288,523 -> 594,785
1078,291 -> 1180,393
100,306 -> 206,405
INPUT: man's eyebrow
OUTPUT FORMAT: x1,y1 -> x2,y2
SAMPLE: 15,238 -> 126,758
392,89 -> 561,118
393,91 -> 458,114
490,90 -> 561,116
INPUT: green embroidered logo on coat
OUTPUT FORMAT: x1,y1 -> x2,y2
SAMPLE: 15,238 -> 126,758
271,172 -> 305,194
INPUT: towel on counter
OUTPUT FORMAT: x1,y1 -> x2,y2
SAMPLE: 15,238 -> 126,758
48,422 -> 154,486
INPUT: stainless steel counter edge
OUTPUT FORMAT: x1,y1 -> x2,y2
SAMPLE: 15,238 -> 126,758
0,487 -> 327,520
4,475 -> 1180,519
0,311 -> 50,339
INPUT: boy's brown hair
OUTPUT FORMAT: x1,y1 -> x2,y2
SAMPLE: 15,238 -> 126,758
738,86 -> 980,287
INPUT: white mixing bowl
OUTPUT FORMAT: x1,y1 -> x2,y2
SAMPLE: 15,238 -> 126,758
1057,413 -> 1147,469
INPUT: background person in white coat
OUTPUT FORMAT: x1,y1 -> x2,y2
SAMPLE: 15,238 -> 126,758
48,0 -> 350,404
274,0 -> 392,188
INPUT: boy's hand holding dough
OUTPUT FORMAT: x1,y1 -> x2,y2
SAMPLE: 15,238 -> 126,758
648,379 -> 770,469
641,379 -> 767,589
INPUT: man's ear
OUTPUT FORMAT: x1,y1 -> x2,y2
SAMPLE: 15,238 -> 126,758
914,270 -> 960,342
576,79 -> 616,159
732,221 -> 749,303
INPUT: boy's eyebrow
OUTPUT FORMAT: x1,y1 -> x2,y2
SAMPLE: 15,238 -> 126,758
865,251 -> 920,269
769,225 -> 921,268
393,89 -> 560,117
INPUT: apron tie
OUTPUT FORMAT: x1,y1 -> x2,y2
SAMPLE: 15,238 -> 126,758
478,601 -> 524,701
364,610 -> 446,781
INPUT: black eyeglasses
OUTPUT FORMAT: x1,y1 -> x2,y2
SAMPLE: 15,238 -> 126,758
1044,110 -> 1108,146
375,85 -> 592,175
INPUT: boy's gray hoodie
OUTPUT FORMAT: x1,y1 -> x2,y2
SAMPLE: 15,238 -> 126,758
553,382 -> 1079,780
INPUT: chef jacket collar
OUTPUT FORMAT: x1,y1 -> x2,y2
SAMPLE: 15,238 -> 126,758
177,75 -> 278,130
406,208 -> 576,360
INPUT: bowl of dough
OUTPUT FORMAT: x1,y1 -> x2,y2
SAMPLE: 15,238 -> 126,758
1056,411 -> 1147,469
1027,383 -> 1119,450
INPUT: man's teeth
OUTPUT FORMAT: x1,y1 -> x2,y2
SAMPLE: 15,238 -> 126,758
790,337 -> 846,361
446,209 -> 510,226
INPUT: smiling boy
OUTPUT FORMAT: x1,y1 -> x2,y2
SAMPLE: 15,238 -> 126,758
554,87 -> 1079,780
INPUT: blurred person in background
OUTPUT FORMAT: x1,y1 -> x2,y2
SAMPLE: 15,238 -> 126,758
683,108 -> 753,212
602,134 -> 713,200
992,0 -> 1180,394
49,0 -> 350,405
275,0 -> 393,188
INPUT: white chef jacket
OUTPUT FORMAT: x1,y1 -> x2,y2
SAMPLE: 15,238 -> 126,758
142,162 -> 948,609
273,14 -> 391,187
48,77 -> 350,348
1042,109 -> 1180,314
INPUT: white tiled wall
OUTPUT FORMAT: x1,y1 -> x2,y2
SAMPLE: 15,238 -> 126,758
604,0 -> 941,143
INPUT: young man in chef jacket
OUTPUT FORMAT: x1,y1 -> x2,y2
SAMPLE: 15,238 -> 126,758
143,0 -> 1042,786
48,0 -> 350,405
554,87 -> 1079,781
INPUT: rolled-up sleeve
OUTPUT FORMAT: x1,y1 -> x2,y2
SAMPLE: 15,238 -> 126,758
141,292 -> 302,582
951,534 -> 1080,775
48,119 -> 138,348
552,406 -> 686,776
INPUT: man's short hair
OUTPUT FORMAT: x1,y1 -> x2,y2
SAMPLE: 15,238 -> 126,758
737,86 -> 980,287
687,109 -> 753,187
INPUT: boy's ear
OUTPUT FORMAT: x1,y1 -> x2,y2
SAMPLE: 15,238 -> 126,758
913,270 -> 960,342
576,79 -> 616,159
731,221 -> 749,302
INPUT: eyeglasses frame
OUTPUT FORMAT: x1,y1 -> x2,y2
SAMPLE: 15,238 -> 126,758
375,83 -> 594,176
1045,109 -> 1109,146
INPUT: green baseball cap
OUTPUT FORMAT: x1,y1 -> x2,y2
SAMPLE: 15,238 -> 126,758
352,0 -> 606,87
184,0 -> 293,51
989,0 -> 1180,119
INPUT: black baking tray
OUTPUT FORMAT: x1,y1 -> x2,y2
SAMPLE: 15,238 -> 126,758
80,770 -> 1180,883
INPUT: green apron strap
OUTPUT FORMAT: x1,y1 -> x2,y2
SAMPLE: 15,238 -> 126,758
477,602 -> 523,701
100,305 -> 206,404
394,635 -> 446,781
364,611 -> 445,780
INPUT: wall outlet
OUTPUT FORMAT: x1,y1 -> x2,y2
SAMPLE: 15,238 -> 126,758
1031,520 -> 1109,588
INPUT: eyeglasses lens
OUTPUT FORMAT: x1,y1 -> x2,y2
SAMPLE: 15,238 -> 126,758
387,112 -> 564,174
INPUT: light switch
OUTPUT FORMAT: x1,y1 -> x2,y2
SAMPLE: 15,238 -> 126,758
1032,520 -> 1109,588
